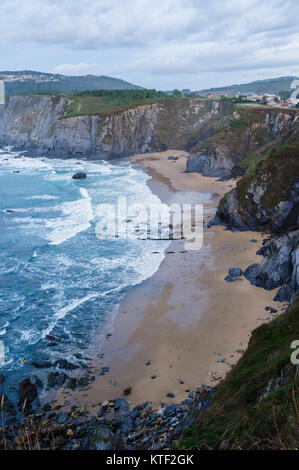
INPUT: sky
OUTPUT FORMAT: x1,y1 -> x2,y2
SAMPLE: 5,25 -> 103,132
1,0 -> 299,90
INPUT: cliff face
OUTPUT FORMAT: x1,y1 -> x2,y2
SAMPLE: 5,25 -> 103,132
0,95 -> 161,157
244,231 -> 299,302
2,95 -> 297,167
186,107 -> 299,177
216,144 -> 299,232
0,95 -> 226,158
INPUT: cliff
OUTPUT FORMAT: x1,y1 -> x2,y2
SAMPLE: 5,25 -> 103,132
215,144 -> 299,232
186,106 -> 299,177
0,95 -> 225,158
1,95 -> 298,168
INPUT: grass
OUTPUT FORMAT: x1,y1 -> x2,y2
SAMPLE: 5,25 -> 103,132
61,95 -> 169,119
179,296 -> 299,450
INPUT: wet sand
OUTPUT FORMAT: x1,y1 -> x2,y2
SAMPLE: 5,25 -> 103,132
61,150 -> 282,410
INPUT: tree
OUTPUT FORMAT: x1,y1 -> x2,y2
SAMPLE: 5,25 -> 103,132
172,89 -> 182,97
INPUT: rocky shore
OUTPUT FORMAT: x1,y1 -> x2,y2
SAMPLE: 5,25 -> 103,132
0,378 -> 213,450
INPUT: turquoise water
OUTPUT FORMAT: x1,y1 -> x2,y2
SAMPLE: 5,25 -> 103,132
0,146 -> 169,394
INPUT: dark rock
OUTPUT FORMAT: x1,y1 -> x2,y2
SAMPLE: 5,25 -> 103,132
151,376 -> 157,380
45,335 -> 57,341
55,436 -> 66,447
185,153 -> 207,173
34,377 -> 43,389
19,378 -> 38,403
229,267 -> 242,277
47,372 -> 58,388
57,373 -> 68,387
168,155 -> 178,161
265,306 -> 277,313
274,284 -> 294,302
114,398 -> 129,412
133,405 -> 143,412
72,173 -> 87,180
130,410 -> 139,420
55,359 -> 79,370
66,378 -> 77,390
77,377 -> 89,388
244,233 -> 298,293
88,426 -> 126,450
166,393 -> 175,398
32,361 -> 52,369
57,412 -> 69,424
225,275 -> 242,283
164,405 -> 176,418
250,239 -> 258,243
145,361 -> 151,366
123,387 -> 132,396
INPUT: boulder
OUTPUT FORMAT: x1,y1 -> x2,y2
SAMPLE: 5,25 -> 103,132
55,359 -> 79,370
32,361 -> 52,369
47,372 -> 58,388
72,172 -> 87,180
274,285 -> 293,302
114,398 -> 130,412
88,426 -> 126,450
19,378 -> 38,403
228,268 -> 243,277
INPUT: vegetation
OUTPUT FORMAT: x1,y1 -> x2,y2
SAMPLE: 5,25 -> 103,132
61,89 -> 172,118
180,296 -> 299,450
236,143 -> 299,211
200,76 -> 297,96
0,70 -> 142,95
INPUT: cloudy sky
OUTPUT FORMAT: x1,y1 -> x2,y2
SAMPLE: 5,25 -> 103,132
1,0 -> 299,90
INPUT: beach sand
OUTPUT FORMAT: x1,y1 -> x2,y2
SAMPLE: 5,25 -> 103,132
60,150 -> 283,410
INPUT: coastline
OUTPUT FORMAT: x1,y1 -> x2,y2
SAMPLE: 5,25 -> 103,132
61,150 -> 284,410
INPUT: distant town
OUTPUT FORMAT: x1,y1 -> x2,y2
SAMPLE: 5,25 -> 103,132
182,78 -> 299,109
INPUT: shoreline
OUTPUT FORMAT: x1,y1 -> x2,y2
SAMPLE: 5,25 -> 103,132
61,150 -> 284,410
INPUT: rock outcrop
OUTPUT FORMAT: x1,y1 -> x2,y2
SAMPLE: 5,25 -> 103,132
186,107 -> 299,177
215,144 -> 299,232
244,231 -> 299,301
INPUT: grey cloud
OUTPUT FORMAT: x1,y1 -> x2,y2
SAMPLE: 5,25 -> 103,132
1,0 -> 299,88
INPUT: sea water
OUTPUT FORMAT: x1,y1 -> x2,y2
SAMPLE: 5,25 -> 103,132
0,146 -> 170,395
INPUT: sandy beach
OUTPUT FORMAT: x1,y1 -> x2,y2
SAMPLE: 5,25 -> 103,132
60,150 -> 283,410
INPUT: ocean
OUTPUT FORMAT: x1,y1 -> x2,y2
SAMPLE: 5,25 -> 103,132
0,146 -> 170,397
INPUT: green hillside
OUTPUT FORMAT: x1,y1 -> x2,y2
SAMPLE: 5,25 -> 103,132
200,76 -> 298,96
0,70 -> 142,95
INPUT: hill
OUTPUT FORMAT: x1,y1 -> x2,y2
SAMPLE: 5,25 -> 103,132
0,70 -> 142,95
200,76 -> 298,96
